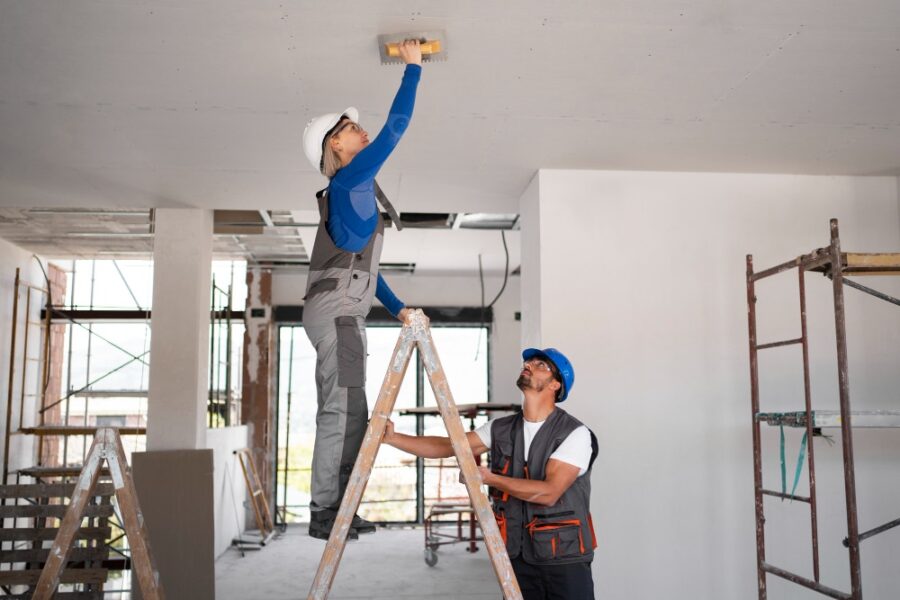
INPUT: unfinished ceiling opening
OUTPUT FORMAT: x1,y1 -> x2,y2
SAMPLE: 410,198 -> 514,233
0,208 -> 520,276
393,213 -> 520,230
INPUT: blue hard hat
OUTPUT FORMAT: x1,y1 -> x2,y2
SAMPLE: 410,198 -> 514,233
522,347 -> 574,402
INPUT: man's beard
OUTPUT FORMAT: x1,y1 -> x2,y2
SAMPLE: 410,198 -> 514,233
516,374 -> 529,390
517,373 -> 545,393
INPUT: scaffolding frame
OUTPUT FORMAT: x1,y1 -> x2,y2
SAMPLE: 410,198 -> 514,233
209,271 -> 239,428
3,261 -> 146,597
3,259 -> 246,596
746,218 -> 900,600
3,268 -> 51,484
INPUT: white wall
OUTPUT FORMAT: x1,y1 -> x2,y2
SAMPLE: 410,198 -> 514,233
272,272 -> 523,406
207,425 -> 250,558
0,237 -> 49,477
522,170 -> 900,599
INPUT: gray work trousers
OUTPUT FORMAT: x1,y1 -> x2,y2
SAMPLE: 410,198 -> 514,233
304,312 -> 368,512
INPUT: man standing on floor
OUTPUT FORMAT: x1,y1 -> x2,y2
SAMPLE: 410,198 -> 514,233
384,347 -> 598,600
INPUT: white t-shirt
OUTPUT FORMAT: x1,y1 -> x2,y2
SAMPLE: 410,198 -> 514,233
475,418 -> 593,477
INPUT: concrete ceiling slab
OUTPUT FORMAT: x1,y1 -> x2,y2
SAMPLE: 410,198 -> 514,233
1,0 -> 898,270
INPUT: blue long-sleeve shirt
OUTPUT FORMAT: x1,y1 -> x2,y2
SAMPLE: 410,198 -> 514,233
326,64 -> 421,317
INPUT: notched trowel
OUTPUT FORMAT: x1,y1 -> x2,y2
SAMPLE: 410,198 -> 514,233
378,30 -> 447,65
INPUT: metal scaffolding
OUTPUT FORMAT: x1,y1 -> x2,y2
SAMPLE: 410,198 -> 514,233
746,218 -> 900,600
209,270 -> 238,427
3,261 -> 145,597
3,258 -> 246,596
3,268 -> 51,483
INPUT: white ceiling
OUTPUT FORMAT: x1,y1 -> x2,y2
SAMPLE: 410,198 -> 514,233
0,1 -> 898,270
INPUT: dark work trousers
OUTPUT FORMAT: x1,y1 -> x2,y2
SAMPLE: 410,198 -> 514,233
510,556 -> 595,600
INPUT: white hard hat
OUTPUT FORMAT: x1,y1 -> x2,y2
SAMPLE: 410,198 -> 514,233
302,107 -> 359,173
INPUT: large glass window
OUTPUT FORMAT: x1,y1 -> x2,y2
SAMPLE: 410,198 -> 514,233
422,328 -> 489,517
209,261 -> 246,427
50,260 -> 155,467
275,323 -> 489,524
16,258 -> 245,599
43,259 -> 246,467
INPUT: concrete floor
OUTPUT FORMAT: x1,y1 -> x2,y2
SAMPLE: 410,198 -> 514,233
215,525 -> 502,600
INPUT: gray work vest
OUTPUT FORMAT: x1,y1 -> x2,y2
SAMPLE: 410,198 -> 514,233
303,181 -> 401,317
489,408 -> 598,565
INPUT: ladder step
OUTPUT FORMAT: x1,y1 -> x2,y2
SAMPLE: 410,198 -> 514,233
19,425 -> 146,436
0,568 -> 108,586
0,526 -> 111,542
19,466 -> 112,479
762,489 -> 810,503
0,482 -> 115,499
5,593 -> 103,600
0,503 -> 115,519
0,545 -> 108,564
756,338 -> 804,350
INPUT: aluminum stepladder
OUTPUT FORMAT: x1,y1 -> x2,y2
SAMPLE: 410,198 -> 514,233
308,310 -> 522,600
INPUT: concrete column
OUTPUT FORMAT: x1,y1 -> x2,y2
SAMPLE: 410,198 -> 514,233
138,209 -> 215,600
240,266 -> 276,499
146,208 -> 213,450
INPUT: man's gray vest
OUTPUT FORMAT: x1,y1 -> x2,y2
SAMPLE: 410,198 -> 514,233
303,181 -> 401,317
489,408 -> 598,565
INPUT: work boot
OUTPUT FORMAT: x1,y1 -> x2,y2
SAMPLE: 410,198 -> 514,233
308,509 -> 358,541
351,513 -> 377,535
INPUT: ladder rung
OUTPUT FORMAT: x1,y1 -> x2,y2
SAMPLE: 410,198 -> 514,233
0,525 -> 111,542
252,490 -> 263,497
0,503 -> 114,519
756,338 -> 804,350
0,482 -> 115,500
762,489 -> 810,503
19,466 -> 112,478
0,568 -> 107,587
19,425 -> 147,436
843,516 -> 900,547
761,562 -> 851,600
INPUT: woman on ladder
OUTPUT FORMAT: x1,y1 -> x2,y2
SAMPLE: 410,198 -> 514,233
300,39 -> 423,541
